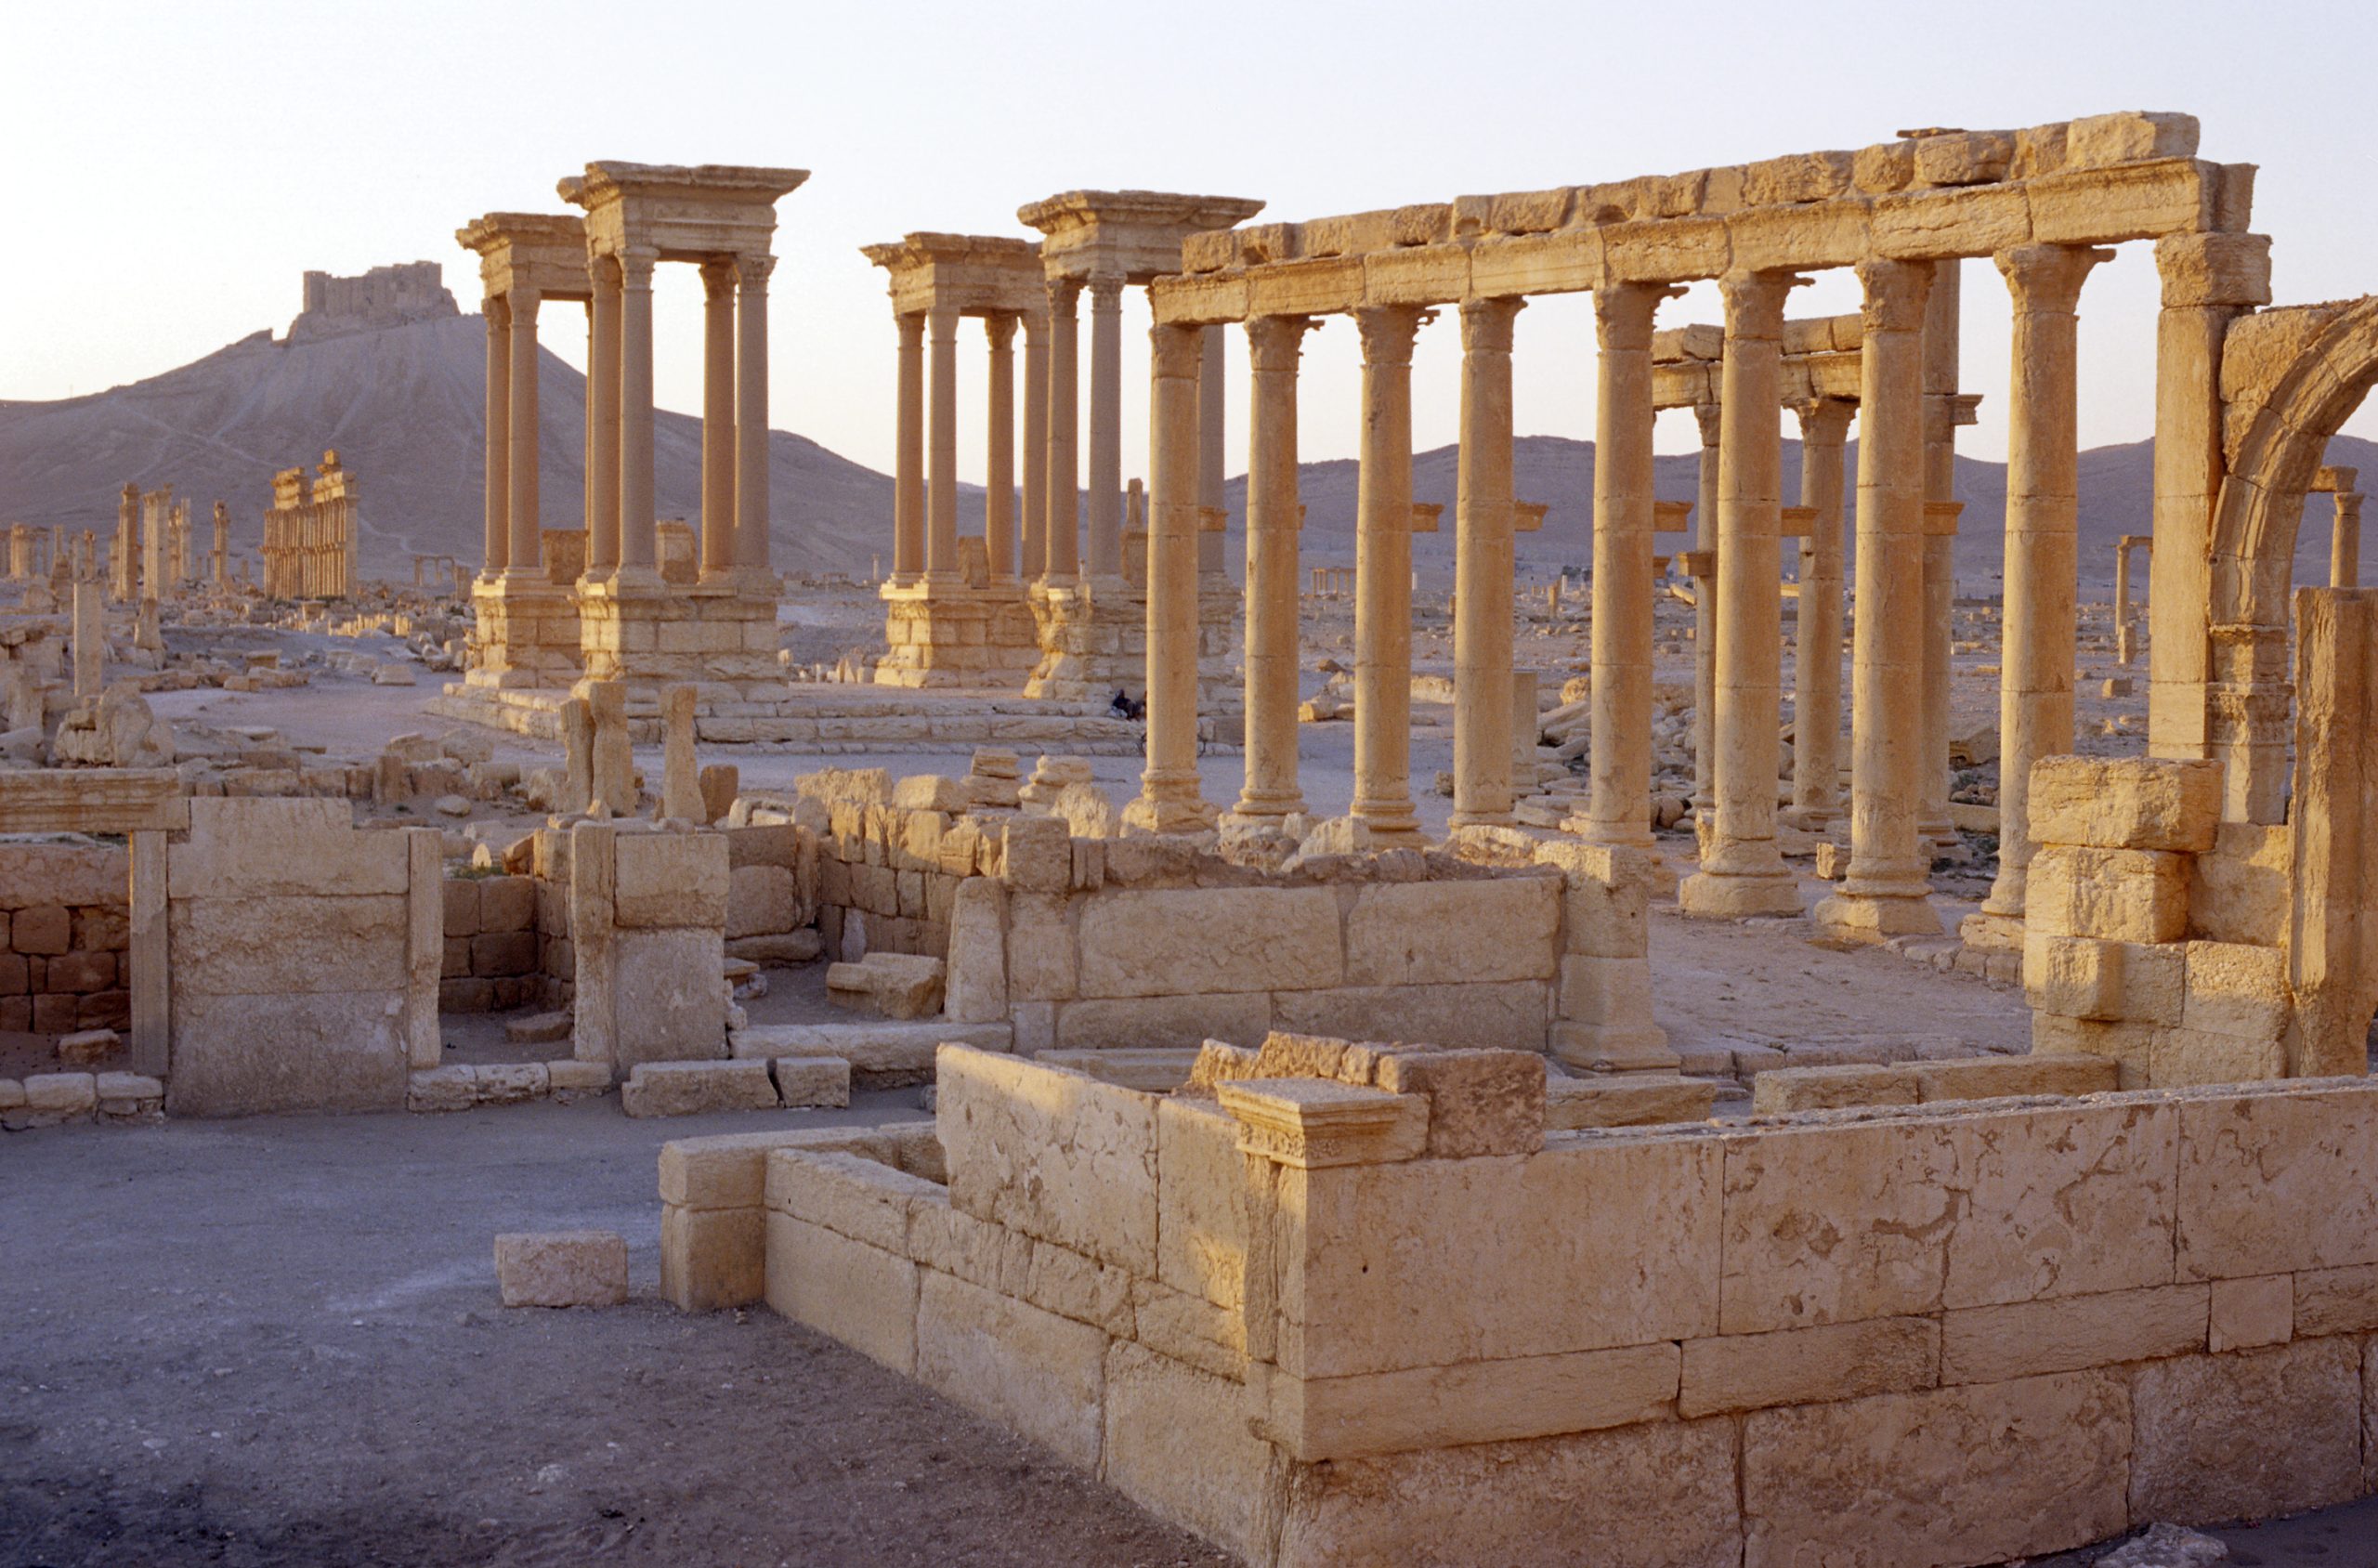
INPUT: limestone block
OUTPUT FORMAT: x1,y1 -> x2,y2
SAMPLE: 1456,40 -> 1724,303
1914,129 -> 2013,187
1000,815 -> 1069,894
2026,845 -> 2191,944
1539,841 -> 1653,960
1950,1098 -> 2179,1309
22,1071 -> 96,1119
546,1059 -> 611,1101
2179,939 -> 2290,1040
494,1231 -> 628,1308
1940,1283 -> 2208,1384
1157,1096 -> 1246,1308
1679,1316 -> 1939,1417
2152,1026 -> 2286,1087
2208,1272 -> 2293,1352
938,1046 -> 1159,1274
2063,110 -> 2200,169
477,876 -> 534,933
1103,1343 -> 1284,1564
2130,1339 -> 2365,1523
1219,1078 -> 1428,1169
1282,1131 -> 1722,1378
770,1056 -> 849,1109
1372,1048 -> 1546,1158
1273,980 -> 1553,1054
763,1212 -> 918,1373
1853,139 -> 1916,194
93,1071 -> 163,1120
1747,1064 -> 1915,1114
167,991 -> 407,1117
2021,933 -> 2125,1021
170,895 -> 407,995
1077,886 -> 1341,999
942,878 -> 1007,1024
1741,1372 -> 2130,1568
1341,876 -> 1559,987
725,864 -> 796,938
620,1058 -> 777,1117
728,1021 -> 1009,1078
2294,1262 -> 2378,1337
1273,1417 -> 1742,1568
825,952 -> 945,1019
611,830 -> 729,929
2028,755 -> 2221,852
613,927 -> 726,1065
1546,1075 -> 1717,1129
1872,183 -> 2031,260
1267,1342 -> 1678,1461
2188,821 -> 2291,946
765,1147 -> 938,1252
2175,1082 -> 2378,1280
167,797 -> 408,899
915,1270 -> 1108,1470
658,1126 -> 893,1209
407,1065 -> 477,1113
441,878 -> 479,936
1907,1054 -> 2121,1102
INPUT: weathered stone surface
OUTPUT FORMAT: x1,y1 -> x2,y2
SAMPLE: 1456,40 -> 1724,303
611,830 -> 730,929
1949,1098 -> 2178,1308
1269,1342 -> 1679,1459
1157,1096 -> 1245,1307
1076,886 -> 1341,999
1054,992 -> 1273,1052
1742,1372 -> 2131,1568
168,990 -> 407,1117
169,895 -> 407,994
1373,1048 -> 1546,1158
168,798 -> 406,898
765,1147 -> 938,1252
1283,1131 -> 1721,1377
2175,1082 -> 2378,1280
770,1055 -> 850,1109
2294,1261 -> 2378,1337
612,928 -> 726,1065
731,1021 -> 1011,1075
1546,1074 -> 1718,1129
1269,980 -> 1552,1054
1749,1064 -> 1915,1113
1274,1417 -> 1741,1568
1909,1053 -> 2120,1101
2028,755 -> 2220,852
1104,1342 -> 1283,1564
621,1059 -> 777,1118
1679,1316 -> 1940,1416
659,1126 -> 892,1209
1340,876 -> 1559,987
1940,1284 -> 2208,1384
915,1270 -> 1108,1470
494,1231 -> 627,1308
2027,845 -> 2193,943
660,1204 -> 764,1311
2208,1272 -> 2293,1352
938,1047 -> 1159,1274
942,877 -> 1007,1024
2130,1339 -> 2365,1523
763,1212 -> 918,1373
725,863 -> 796,938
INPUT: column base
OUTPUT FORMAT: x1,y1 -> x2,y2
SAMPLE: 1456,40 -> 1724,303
1349,800 -> 1424,848
1810,888 -> 1941,944
1957,910 -> 2026,953
1678,864 -> 1802,920
1780,804 -> 1840,832
875,579 -> 1039,689
1551,1021 -> 1679,1075
1122,792 -> 1218,837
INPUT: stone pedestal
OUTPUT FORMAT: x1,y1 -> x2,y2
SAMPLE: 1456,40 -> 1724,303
578,577 -> 778,694
1025,577 -> 1238,712
468,576 -> 584,690
875,581 -> 1039,688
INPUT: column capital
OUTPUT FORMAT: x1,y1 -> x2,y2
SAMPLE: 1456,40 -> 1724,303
1692,399 -> 1722,450
484,294 -> 512,331
1353,304 -> 1425,368
894,309 -> 925,346
1459,294 -> 1526,354
734,252 -> 777,289
699,256 -> 738,299
508,283 -> 542,326
1085,271 -> 1127,307
1792,397 -> 1858,446
1246,313 -> 1315,371
616,246 -> 660,287
1718,268 -> 1810,339
1994,242 -> 2114,316
2337,491 -> 2365,520
1591,281 -> 1685,352
984,311 -> 1019,350
1150,320 -> 1203,381
1853,257 -> 1935,334
1045,276 -> 1082,317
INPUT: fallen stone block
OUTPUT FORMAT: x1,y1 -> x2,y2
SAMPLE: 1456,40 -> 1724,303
621,1059 -> 780,1118
503,1011 -> 572,1045
494,1231 -> 628,1308
94,1072 -> 164,1122
771,1056 -> 852,1109
474,1062 -> 548,1105
825,951 -> 946,1020
727,930 -> 824,966
56,1028 -> 120,1068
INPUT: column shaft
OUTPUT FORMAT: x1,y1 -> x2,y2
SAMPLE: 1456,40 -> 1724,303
1085,275 -> 1126,581
1814,259 -> 1940,941
1352,306 -> 1426,843
1584,283 -> 1667,845
986,314 -> 1018,581
1679,271 -> 1804,918
2333,494 -> 2362,587
735,254 -> 775,581
1197,323 -> 1227,580
482,296 -> 511,574
1919,260 -> 1964,846
927,305 -> 961,581
1124,324 -> 1208,833
1790,400 -> 1855,826
1043,281 -> 1081,581
1690,401 -> 1721,808
700,259 -> 737,578
587,259 -> 622,574
893,312 -> 924,580
506,286 -> 542,577
1233,316 -> 1312,822
1976,244 -> 2111,932
1453,294 -> 1523,829
1021,311 -> 1050,580
617,253 -> 660,577
581,301 -> 598,571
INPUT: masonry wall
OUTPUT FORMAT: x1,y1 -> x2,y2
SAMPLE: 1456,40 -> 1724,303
749,1047 -> 2378,1568
0,841 -> 131,1034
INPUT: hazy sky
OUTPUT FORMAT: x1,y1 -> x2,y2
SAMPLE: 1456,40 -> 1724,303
7,0 -> 2377,490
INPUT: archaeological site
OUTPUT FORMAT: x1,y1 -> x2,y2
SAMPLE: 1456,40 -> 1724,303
7,11 -> 2378,1561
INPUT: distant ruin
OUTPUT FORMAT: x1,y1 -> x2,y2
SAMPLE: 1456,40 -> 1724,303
285,261 -> 459,344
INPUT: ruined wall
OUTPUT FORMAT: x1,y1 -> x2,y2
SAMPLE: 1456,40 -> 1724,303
747,1045 -> 2378,1568
439,872 -> 544,1013
565,823 -> 728,1071
0,841 -> 131,1035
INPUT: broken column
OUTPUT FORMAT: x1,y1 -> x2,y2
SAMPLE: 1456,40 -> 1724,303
588,680 -> 634,814
660,684 -> 701,822
561,696 -> 594,815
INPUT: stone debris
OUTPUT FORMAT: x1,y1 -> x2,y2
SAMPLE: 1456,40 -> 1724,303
2097,1522 -> 2231,1566
825,952 -> 946,1020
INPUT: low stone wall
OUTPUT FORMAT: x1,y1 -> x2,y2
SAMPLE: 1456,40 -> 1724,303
566,822 -> 728,1071
743,1042 -> 2378,1568
438,872 -> 542,1013
0,839 -> 130,1035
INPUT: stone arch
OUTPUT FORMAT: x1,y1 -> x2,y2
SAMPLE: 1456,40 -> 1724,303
2205,295 -> 2378,821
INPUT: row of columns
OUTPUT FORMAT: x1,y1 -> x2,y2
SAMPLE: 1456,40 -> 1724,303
890,308 -> 1046,584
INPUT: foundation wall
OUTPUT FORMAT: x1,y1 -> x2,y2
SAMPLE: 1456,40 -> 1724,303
0,841 -> 132,1035
747,1045 -> 2378,1568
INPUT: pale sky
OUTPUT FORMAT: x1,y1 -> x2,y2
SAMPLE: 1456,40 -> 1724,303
7,0 -> 2378,489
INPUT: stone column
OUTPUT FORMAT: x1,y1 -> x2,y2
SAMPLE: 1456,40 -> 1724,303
892,311 -> 924,581
1123,323 -> 1208,834
2114,539 -> 2137,664
1197,323 -> 1227,581
660,684 -> 701,821
1789,399 -> 1855,828
505,284 -> 542,579
72,575 -> 100,699
1918,261 -> 1963,850
1231,315 -> 1313,827
1448,295 -> 1523,830
587,257 -> 622,576
616,250 -> 660,581
2333,492 -> 2362,587
1021,310 -> 1050,581
927,304 -> 961,582
1583,283 -> 1670,846
1969,244 -> 2111,942
1043,280 -> 1081,582
212,502 -> 229,590
1680,270 -> 1805,919
582,301 -> 600,568
699,259 -> 738,580
1085,274 -> 1126,582
1690,400 -> 1722,811
734,254 -> 775,584
986,314 -> 1018,581
482,295 -> 511,575
1352,305 -> 1427,844
1814,259 -> 1940,942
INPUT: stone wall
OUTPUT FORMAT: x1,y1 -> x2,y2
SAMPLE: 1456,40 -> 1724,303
566,822 -> 729,1071
0,840 -> 131,1035
439,872 -> 543,1013
743,1042 -> 2378,1568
